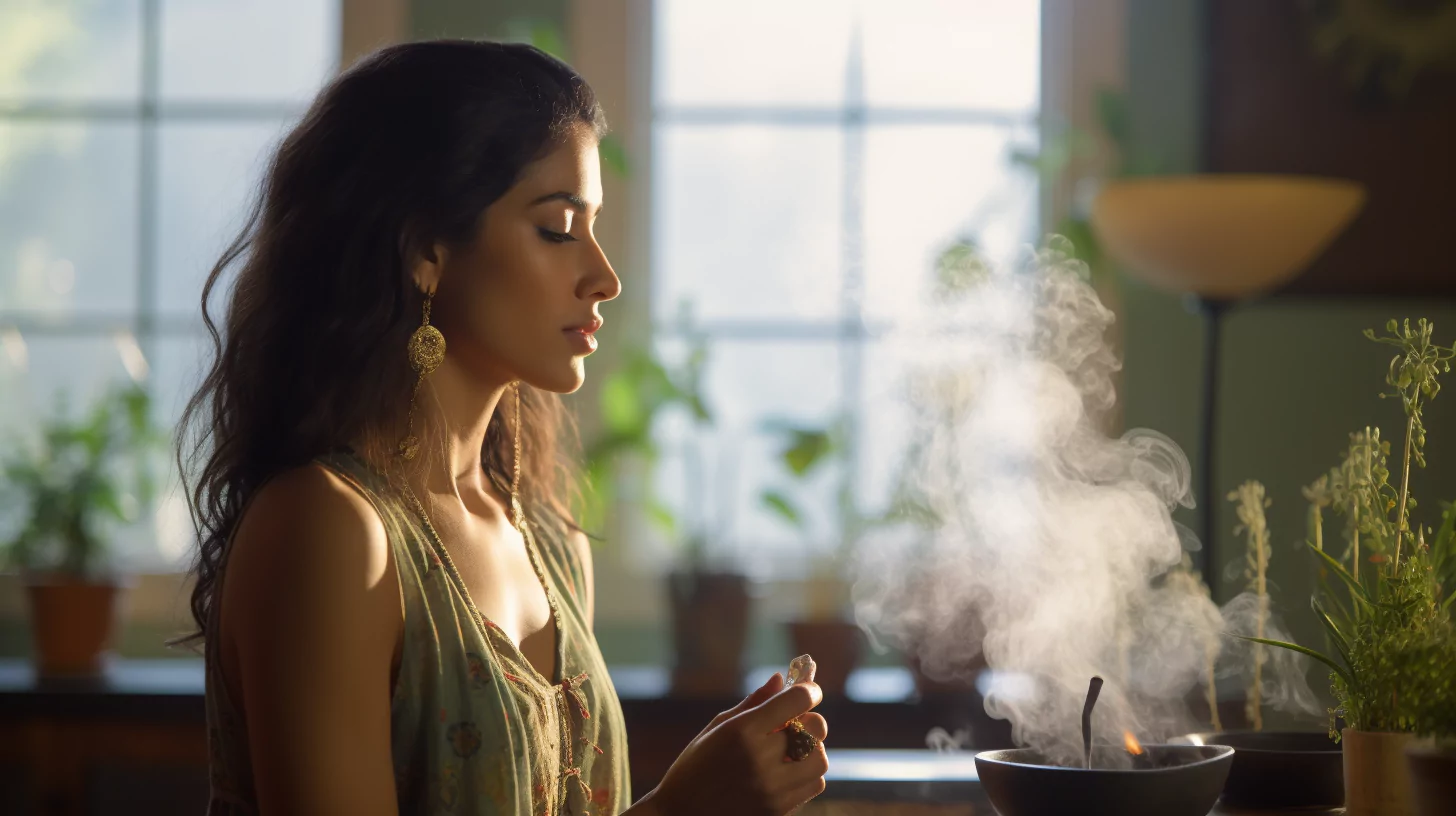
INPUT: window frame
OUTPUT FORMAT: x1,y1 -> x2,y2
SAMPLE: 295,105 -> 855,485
0,0 -> 346,570
644,1 -> 1056,570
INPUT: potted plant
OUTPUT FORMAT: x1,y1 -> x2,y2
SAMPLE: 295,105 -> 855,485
0,384 -> 161,676
1243,318 -> 1456,816
583,340 -> 752,698
760,417 -> 864,696
1402,609 -> 1456,816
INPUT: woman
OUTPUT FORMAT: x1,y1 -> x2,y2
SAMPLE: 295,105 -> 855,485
178,41 -> 828,815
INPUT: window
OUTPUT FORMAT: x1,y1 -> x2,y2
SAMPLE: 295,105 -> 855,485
649,1 -> 1041,574
0,0 -> 340,567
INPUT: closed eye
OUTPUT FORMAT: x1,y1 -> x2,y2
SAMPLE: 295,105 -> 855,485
537,227 -> 577,244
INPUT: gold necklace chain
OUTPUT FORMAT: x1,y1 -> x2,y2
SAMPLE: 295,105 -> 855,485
397,384 -> 563,686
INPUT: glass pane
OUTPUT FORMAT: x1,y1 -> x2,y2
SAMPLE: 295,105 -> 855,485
160,0 -> 340,102
655,0 -> 852,107
0,335 -> 138,436
863,0 -> 1040,114
654,124 -> 843,324
862,124 -> 1038,324
151,332 -> 210,426
0,122 -> 139,314
857,337 -> 917,516
652,339 -> 843,572
0,334 -> 190,569
156,121 -> 286,316
149,333 -> 210,565
0,1 -> 142,102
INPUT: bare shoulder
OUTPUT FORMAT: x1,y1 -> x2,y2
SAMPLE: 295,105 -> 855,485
218,462 -> 402,812
223,463 -> 390,605
219,461 -> 399,677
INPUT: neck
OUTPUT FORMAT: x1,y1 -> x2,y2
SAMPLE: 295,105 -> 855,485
418,355 -> 514,503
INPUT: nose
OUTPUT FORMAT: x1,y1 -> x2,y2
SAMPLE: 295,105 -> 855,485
580,237 -> 621,303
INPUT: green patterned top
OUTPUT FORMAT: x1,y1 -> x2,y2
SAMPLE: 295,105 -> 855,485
205,449 -> 631,815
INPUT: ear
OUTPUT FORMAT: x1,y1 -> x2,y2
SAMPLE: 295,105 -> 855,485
406,240 -> 449,296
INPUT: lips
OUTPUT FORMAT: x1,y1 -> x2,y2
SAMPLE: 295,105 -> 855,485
563,317 -> 602,353
565,317 -> 603,336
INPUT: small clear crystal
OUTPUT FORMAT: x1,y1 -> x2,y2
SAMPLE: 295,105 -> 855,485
787,654 -> 816,685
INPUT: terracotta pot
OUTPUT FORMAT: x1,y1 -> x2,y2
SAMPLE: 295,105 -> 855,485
786,618 -> 862,697
1342,728 -> 1417,816
667,570 -> 750,698
1406,741 -> 1456,816
25,574 -> 130,676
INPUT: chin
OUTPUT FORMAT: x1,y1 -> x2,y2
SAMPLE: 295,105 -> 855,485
526,360 -> 587,394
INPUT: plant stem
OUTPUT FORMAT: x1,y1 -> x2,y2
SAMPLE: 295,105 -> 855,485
1395,415 -> 1415,572
1353,502 -> 1361,588
1252,521 -> 1267,732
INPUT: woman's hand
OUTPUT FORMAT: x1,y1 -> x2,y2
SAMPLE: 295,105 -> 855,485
641,673 -> 829,816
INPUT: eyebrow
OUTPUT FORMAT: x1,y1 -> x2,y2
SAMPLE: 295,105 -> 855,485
529,191 -> 602,215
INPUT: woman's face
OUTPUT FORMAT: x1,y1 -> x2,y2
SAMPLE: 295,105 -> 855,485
430,123 -> 620,394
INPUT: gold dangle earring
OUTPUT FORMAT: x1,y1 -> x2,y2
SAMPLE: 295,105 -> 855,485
508,381 -> 526,531
399,289 -> 446,461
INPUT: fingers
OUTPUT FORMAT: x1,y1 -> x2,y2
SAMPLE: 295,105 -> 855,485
794,712 -> 828,743
781,772 -> 829,813
706,672 -> 783,733
749,681 -> 822,730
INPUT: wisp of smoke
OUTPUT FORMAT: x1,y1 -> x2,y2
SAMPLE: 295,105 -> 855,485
852,237 -> 1314,765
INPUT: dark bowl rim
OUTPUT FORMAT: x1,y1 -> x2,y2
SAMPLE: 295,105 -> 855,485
1178,730 -> 1342,756
974,744 -> 1234,774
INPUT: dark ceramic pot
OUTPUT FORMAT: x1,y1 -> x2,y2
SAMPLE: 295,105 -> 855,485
1181,730 -> 1343,809
974,744 -> 1233,816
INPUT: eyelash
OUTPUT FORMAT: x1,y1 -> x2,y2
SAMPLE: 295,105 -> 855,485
537,227 -> 576,244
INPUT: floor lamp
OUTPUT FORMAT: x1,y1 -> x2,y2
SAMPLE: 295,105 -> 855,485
1090,175 -> 1365,593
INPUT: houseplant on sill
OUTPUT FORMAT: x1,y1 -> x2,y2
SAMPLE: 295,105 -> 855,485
760,417 -> 864,697
1,383 -> 162,676
1403,615 -> 1456,816
1242,318 -> 1456,816
583,340 -> 752,698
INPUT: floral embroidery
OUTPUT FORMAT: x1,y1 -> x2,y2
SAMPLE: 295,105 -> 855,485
466,652 -> 490,690
438,763 -> 460,811
447,721 -> 482,758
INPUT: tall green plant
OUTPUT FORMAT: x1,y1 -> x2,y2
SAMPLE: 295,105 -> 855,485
1241,319 -> 1456,739
1229,480 -> 1273,730
579,342 -> 713,563
1,384 -> 163,577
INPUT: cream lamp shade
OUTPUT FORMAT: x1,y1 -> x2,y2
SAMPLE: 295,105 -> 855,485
1090,175 -> 1366,300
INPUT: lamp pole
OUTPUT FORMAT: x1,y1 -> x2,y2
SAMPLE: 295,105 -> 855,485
1194,296 -> 1231,599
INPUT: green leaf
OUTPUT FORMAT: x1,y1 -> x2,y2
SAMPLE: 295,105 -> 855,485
1094,88 -> 1132,157
761,490 -> 802,528
1312,597 -> 1352,667
600,375 -> 644,435
781,428 -> 834,476
1308,541 -> 1373,607
1233,634 -> 1354,687
645,499 -> 677,534
599,135 -> 631,177
527,21 -> 568,59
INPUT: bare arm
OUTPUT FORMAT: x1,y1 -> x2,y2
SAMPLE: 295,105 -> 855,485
219,465 -> 402,815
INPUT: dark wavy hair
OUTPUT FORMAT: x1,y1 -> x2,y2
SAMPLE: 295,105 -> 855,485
174,40 -> 607,646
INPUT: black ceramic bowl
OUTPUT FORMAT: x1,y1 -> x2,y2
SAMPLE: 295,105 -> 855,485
974,744 -> 1234,816
1180,731 -> 1343,810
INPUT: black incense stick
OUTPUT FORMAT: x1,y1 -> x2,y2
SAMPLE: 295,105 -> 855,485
1082,676 -> 1104,770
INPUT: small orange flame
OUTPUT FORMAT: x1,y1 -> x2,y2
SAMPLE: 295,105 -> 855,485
1123,731 -> 1144,756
